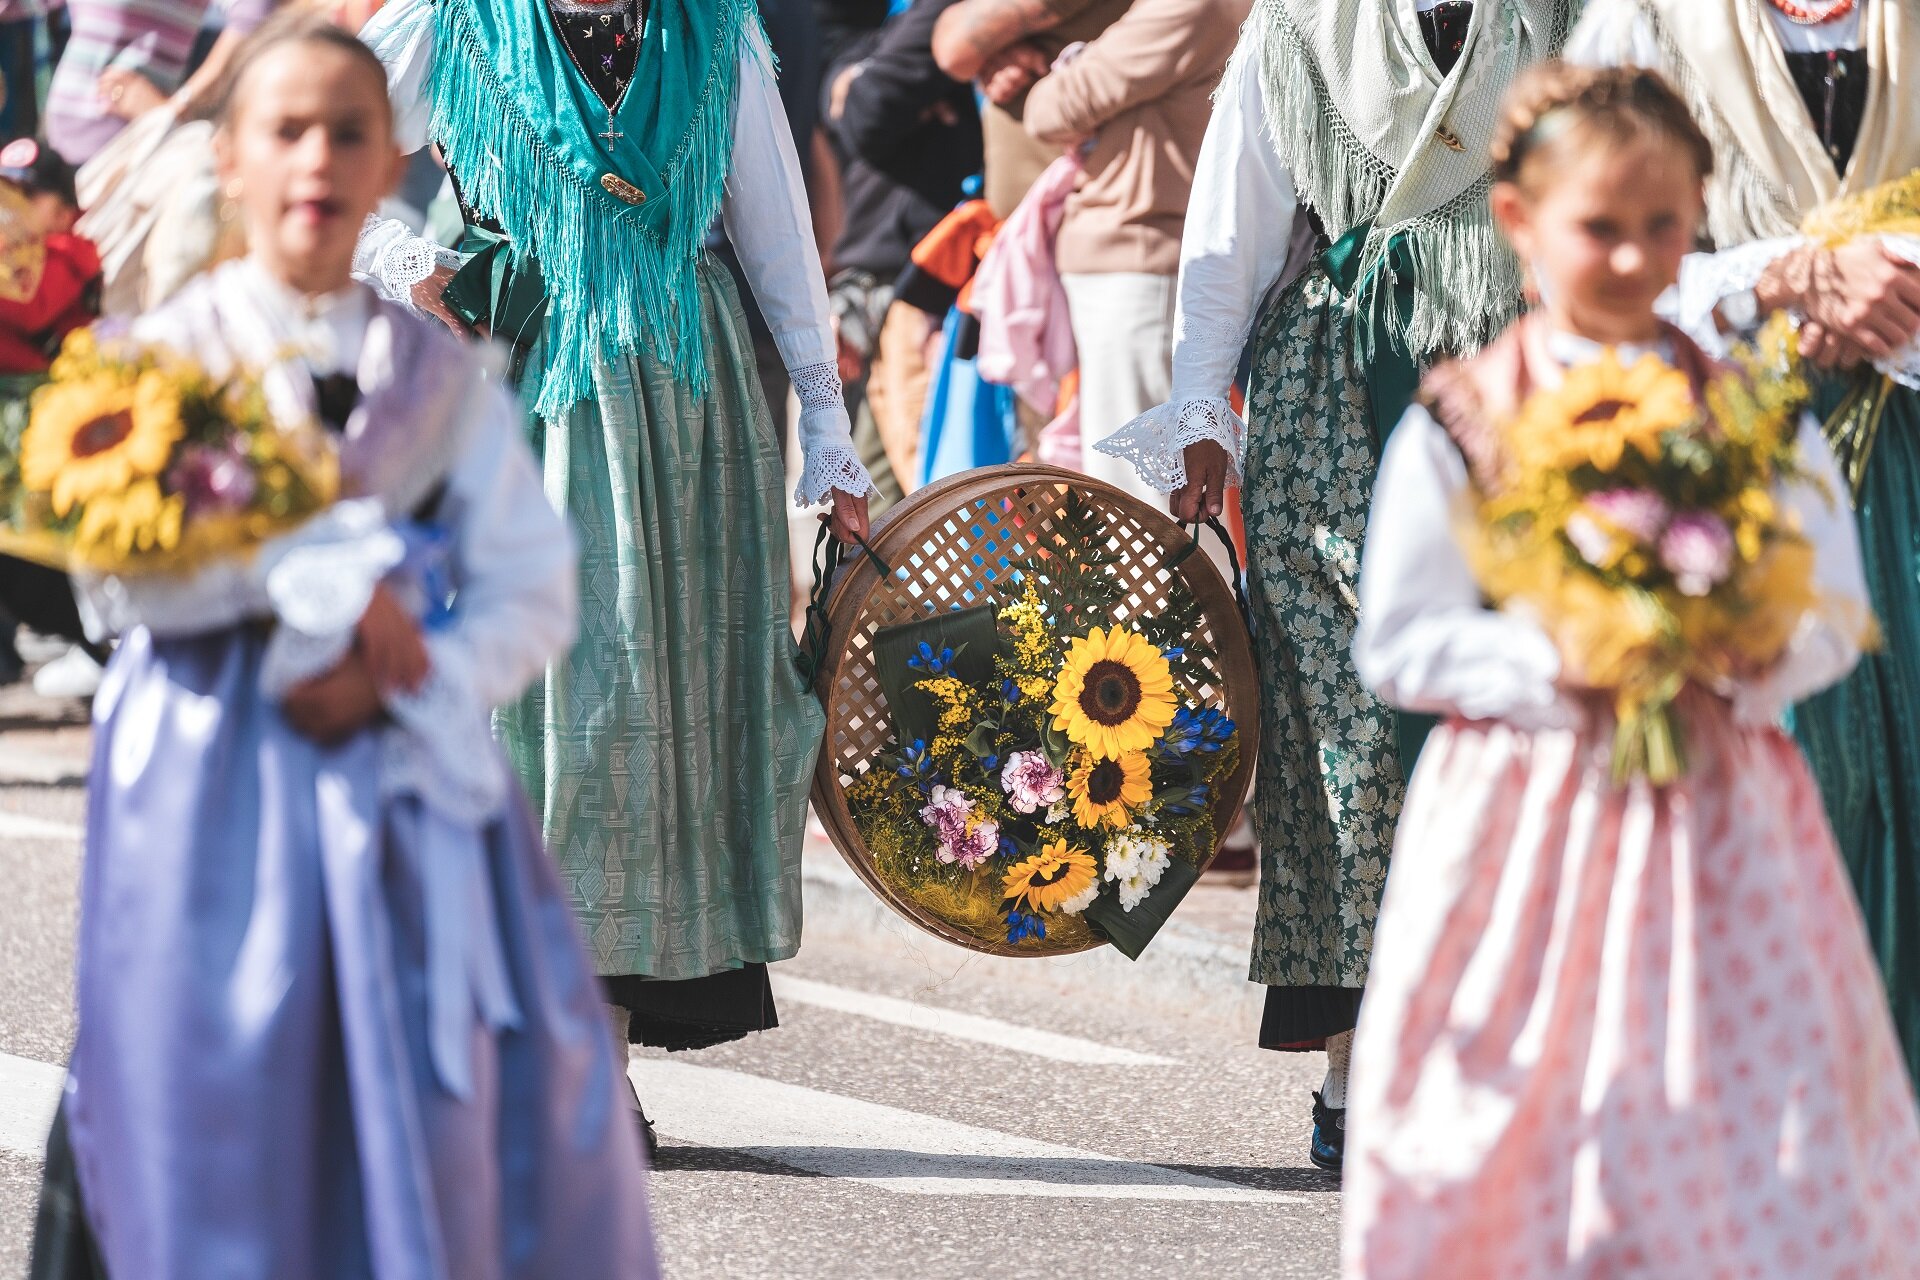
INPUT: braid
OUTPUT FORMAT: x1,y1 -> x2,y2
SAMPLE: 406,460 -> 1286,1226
1491,61 -> 1713,191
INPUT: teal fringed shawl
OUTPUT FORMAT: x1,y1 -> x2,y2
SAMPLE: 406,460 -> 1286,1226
428,0 -> 756,414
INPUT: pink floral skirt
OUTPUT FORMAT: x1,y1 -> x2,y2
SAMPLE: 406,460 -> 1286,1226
1344,694 -> 1920,1279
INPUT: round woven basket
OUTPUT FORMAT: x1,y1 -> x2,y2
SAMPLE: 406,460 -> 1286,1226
809,463 -> 1260,957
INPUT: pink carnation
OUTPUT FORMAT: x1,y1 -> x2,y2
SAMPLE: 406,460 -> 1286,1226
1000,751 -> 1065,814
939,819 -> 999,869
1659,511 -> 1735,597
1584,488 -> 1671,544
918,786 -> 973,842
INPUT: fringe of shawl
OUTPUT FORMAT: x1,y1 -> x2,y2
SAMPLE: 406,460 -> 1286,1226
428,0 -> 754,417
1639,4 -> 1801,246
1247,0 -> 1537,360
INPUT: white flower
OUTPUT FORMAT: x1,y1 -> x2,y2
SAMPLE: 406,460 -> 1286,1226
1044,800 -> 1071,824
1118,872 -> 1153,911
1058,882 -> 1100,915
1104,828 -> 1171,890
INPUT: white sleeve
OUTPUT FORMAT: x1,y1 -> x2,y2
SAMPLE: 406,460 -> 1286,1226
721,24 -> 874,507
386,382 -> 579,728
1731,413 -> 1871,723
1092,49 -> 1299,493
359,0 -> 439,155
354,213 -> 462,311
1352,405 -> 1568,723
1663,238 -> 1805,354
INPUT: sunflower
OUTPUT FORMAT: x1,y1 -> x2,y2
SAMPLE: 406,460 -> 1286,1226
21,369 -> 184,516
1002,838 -> 1100,914
72,477 -> 184,560
1508,351 -> 1697,474
1066,750 -> 1152,830
1050,626 -> 1177,760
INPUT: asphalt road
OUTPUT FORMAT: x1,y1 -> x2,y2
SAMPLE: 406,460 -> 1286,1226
0,675 -> 1341,1280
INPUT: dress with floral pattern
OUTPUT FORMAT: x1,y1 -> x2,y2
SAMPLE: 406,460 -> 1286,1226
1242,264 -> 1407,1038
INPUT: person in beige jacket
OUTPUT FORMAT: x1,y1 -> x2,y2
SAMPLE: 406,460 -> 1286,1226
1021,0 -> 1248,509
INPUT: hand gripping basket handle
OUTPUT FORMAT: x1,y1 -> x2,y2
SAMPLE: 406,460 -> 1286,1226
797,518 -> 891,682
1171,516 -> 1255,639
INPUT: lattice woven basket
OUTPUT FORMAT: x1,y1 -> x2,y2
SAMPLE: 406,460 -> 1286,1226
808,464 -> 1260,957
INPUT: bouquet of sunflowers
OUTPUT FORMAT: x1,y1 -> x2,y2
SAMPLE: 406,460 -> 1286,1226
844,492 -> 1241,955
0,331 -> 337,575
1462,337 -> 1839,784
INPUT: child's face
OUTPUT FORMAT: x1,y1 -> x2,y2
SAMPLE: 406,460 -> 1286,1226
217,41 -> 402,293
1494,140 -> 1702,345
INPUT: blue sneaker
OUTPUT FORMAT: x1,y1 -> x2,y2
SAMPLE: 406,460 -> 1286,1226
1309,1090 -> 1344,1174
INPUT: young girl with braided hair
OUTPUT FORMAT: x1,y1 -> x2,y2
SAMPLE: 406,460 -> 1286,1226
1342,63 -> 1920,1278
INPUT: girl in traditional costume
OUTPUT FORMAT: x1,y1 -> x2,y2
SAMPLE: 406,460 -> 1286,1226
1344,63 -> 1920,1278
353,0 -> 873,1119
1094,0 -> 1575,1168
28,15 -> 655,1280
1570,0 -> 1920,1090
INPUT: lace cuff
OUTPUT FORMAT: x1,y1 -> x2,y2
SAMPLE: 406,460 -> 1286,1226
353,213 -> 462,312
381,636 -> 511,824
1668,237 -> 1803,353
1880,234 -> 1920,390
1092,396 -> 1247,495
790,361 -> 875,506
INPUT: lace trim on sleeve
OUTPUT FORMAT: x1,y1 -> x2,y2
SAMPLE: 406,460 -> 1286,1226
1092,395 -> 1247,495
1880,234 -> 1920,390
791,361 -> 843,410
1175,315 -> 1252,359
354,214 -> 461,312
790,361 -> 876,506
1668,236 -> 1802,353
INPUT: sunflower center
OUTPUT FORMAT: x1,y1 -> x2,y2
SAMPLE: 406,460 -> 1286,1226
72,411 -> 134,458
1032,859 -> 1071,887
1086,760 -> 1125,805
1572,399 -> 1628,425
1078,659 -> 1142,727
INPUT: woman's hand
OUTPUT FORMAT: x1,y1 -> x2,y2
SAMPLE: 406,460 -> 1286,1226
282,654 -> 385,746
411,263 -> 470,336
1758,240 -> 1920,364
827,489 -> 871,545
355,583 -> 430,697
98,69 -> 167,120
1170,440 -> 1231,523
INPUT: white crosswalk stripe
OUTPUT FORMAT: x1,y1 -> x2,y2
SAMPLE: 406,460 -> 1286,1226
634,1059 -> 1303,1204
771,975 -> 1177,1066
0,1051 -> 62,1159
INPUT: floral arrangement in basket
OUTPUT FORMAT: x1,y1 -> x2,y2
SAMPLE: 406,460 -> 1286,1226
1461,331 -> 1866,784
0,331 -> 337,574
844,492 -> 1241,954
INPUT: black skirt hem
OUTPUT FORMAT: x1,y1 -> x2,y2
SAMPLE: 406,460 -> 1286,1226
1258,984 -> 1362,1051
602,962 -> 780,1052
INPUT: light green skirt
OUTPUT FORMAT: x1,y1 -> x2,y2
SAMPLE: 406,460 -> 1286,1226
497,257 -> 824,981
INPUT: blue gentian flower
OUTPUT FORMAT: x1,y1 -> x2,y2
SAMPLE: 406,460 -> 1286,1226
1005,908 -> 1047,943
907,641 -> 957,675
1001,679 -> 1021,706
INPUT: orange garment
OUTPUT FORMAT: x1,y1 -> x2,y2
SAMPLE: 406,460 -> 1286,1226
897,199 -> 999,316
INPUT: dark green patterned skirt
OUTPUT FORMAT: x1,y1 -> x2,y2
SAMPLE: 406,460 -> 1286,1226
1791,377 -> 1920,1086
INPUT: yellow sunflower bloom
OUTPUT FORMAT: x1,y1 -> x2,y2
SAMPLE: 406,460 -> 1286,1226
1066,750 -> 1152,830
1050,626 -> 1176,760
1508,351 -> 1697,474
22,369 -> 185,516
1001,839 -> 1099,914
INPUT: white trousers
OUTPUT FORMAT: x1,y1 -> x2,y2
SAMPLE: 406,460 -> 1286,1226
1062,271 -> 1177,514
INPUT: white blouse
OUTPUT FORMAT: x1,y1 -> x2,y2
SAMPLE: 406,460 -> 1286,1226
1353,335 -> 1871,729
353,0 -> 870,507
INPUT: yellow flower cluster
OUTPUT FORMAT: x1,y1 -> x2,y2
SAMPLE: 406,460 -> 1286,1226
1504,351 -> 1697,476
998,583 -> 1057,703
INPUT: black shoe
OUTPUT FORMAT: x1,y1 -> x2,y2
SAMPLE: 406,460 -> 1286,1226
626,1074 -> 659,1164
1309,1089 -> 1344,1174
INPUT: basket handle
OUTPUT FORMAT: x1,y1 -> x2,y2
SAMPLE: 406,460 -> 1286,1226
1172,516 -> 1255,640
797,518 -> 892,682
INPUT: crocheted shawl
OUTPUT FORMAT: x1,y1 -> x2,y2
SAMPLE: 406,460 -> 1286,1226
1246,0 -> 1574,358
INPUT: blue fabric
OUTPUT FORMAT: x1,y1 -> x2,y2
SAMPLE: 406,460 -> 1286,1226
63,627 -> 656,1280
918,307 -> 1016,486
